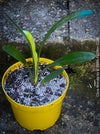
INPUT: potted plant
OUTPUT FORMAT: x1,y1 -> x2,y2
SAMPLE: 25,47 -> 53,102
2,10 -> 96,131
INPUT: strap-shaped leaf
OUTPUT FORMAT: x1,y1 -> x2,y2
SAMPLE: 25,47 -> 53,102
3,45 -> 27,66
5,13 -> 38,84
5,13 -> 31,47
5,13 -> 24,35
38,10 -> 94,57
23,30 -> 38,83
41,68 -> 64,85
46,52 -> 96,69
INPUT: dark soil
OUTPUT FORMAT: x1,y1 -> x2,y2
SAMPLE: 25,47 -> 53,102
4,64 -> 67,106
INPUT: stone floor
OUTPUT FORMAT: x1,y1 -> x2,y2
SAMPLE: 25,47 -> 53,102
0,0 -> 100,134
0,0 -> 100,43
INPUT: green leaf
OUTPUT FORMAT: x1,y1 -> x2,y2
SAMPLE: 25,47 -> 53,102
41,68 -> 64,85
23,30 -> 38,84
38,10 -> 94,57
5,13 -> 39,84
5,13 -> 31,46
5,13 -> 24,35
46,52 -> 96,68
3,45 -> 27,66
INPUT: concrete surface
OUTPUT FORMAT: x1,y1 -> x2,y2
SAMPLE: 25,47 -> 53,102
69,0 -> 100,40
0,0 -> 100,43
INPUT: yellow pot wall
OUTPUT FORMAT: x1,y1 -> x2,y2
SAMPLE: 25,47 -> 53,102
2,58 -> 69,131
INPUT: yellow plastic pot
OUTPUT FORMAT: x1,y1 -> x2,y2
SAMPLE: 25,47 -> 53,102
2,58 -> 69,131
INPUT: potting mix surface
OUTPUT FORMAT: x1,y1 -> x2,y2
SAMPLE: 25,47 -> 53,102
4,64 -> 67,106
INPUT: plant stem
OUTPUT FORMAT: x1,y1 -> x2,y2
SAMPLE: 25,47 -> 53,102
26,63 -> 34,85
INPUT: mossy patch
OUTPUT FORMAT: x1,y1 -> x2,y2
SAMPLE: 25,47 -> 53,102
69,39 -> 96,53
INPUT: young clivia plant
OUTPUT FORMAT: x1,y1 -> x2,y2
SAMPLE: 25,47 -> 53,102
3,10 -> 96,86
2,10 -> 96,131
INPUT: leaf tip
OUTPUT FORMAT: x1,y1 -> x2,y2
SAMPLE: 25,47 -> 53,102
78,10 -> 94,17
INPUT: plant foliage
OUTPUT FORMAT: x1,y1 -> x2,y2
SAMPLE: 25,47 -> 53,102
3,10 -> 96,85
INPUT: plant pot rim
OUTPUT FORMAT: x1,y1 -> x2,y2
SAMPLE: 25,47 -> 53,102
2,57 -> 69,111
